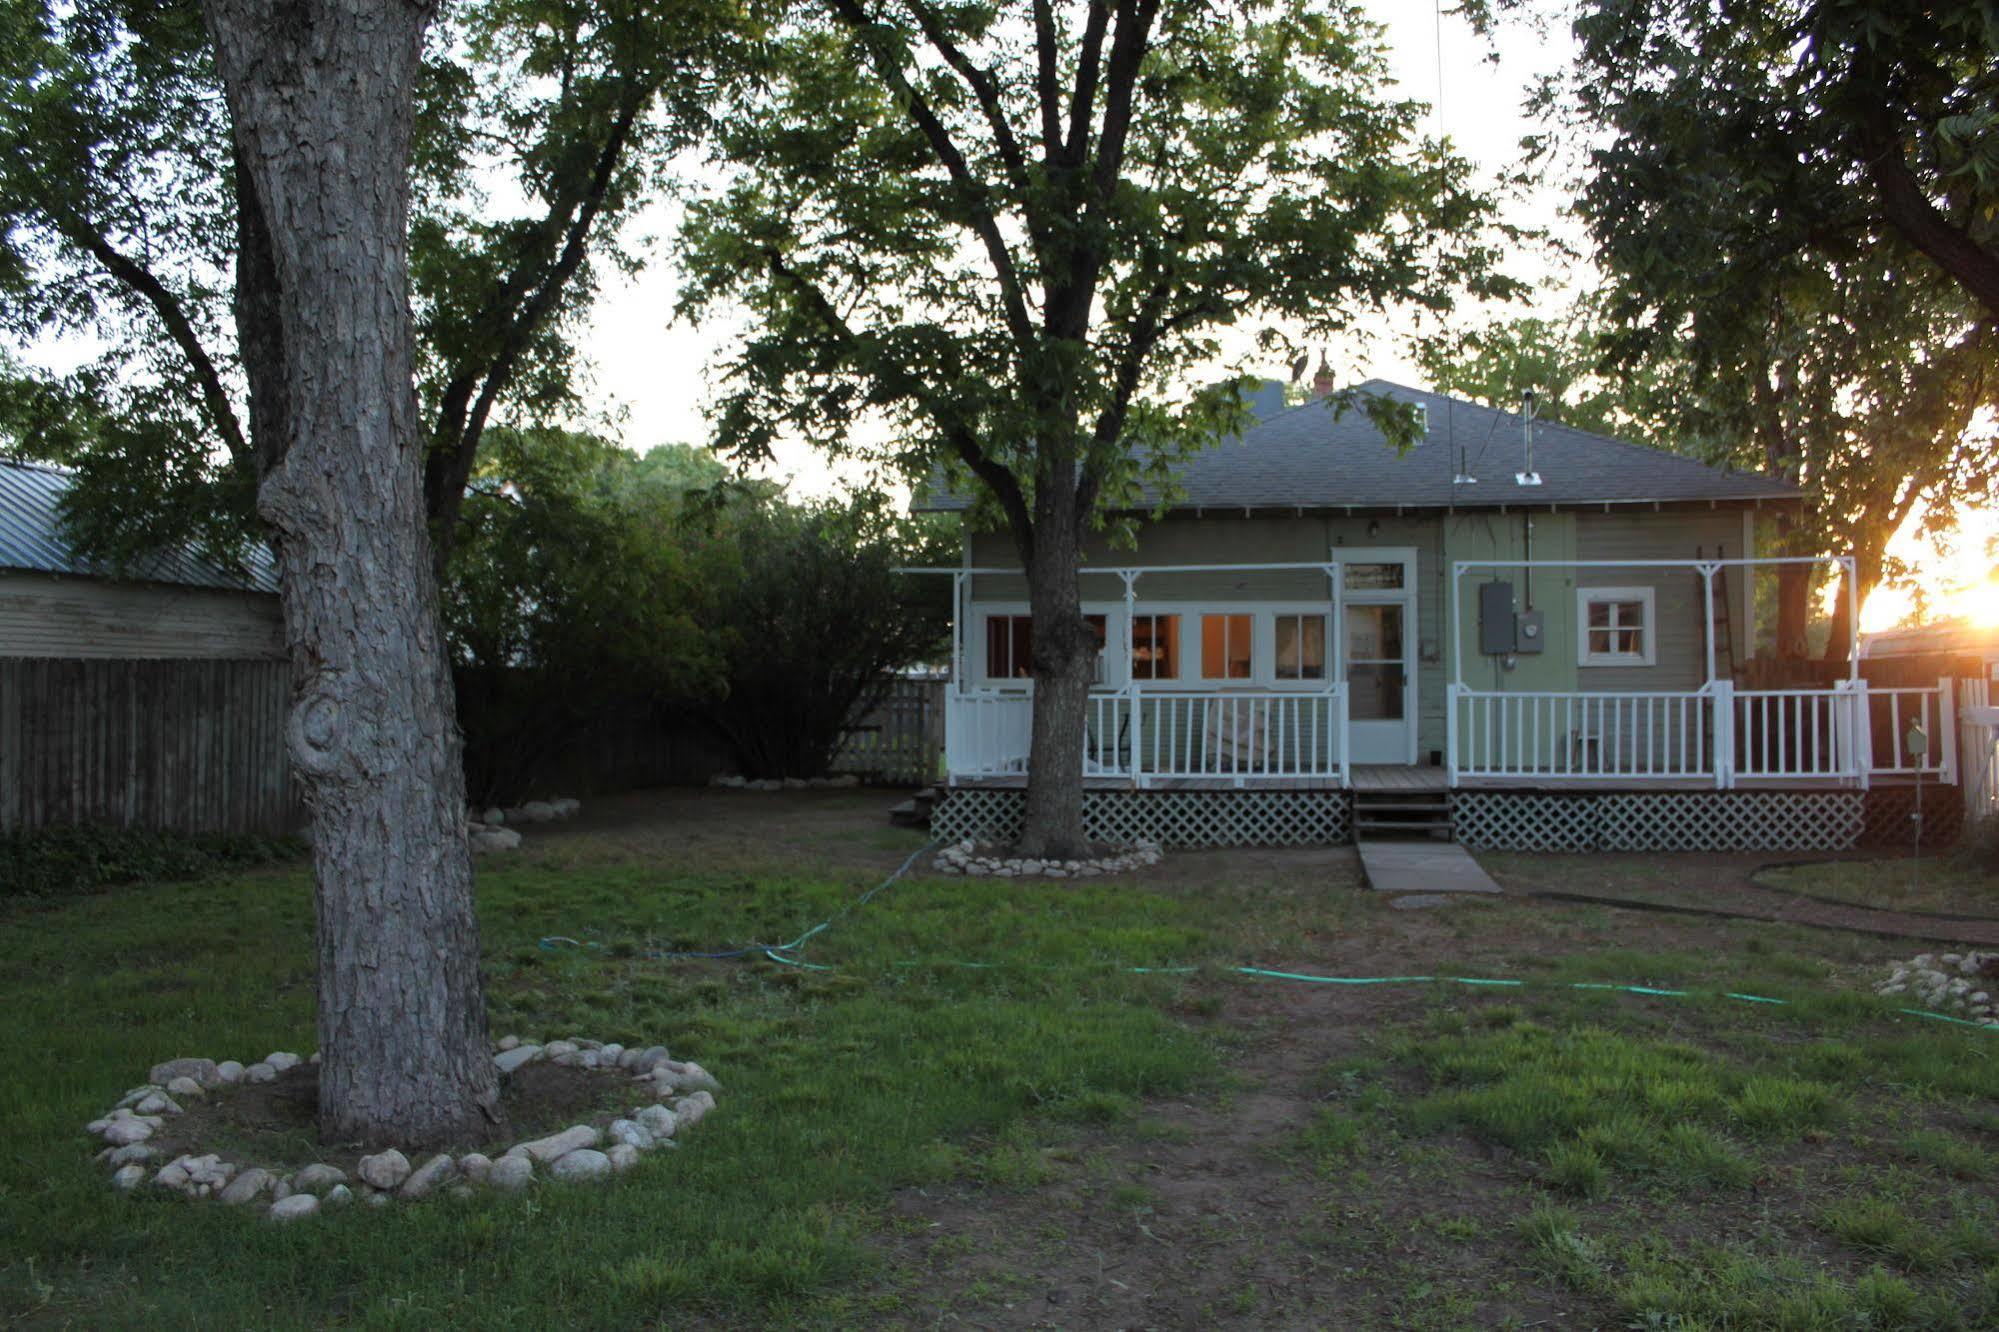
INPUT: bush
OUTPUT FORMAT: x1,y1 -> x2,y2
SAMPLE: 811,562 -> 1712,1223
0,823 -> 303,898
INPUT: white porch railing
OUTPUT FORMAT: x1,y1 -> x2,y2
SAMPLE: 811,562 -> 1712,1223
1445,680 -> 1956,788
946,687 -> 1348,786
1448,688 -> 1714,781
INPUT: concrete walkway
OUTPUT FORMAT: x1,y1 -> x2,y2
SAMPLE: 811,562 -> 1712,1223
1357,840 -> 1501,897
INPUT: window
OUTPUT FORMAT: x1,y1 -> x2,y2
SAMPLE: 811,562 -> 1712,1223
1344,562 -> 1405,591
1201,613 -> 1254,679
1130,614 -> 1181,680
1274,614 -> 1327,680
984,614 -> 1032,679
983,614 -> 1107,681
1577,587 -> 1656,666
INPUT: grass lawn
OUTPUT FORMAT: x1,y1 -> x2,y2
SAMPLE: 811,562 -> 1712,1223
3,791 -> 1997,1329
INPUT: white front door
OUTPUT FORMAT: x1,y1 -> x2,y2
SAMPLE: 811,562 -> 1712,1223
1339,548 -> 1418,765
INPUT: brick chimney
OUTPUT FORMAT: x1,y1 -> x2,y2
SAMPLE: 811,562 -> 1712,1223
1311,353 -> 1335,400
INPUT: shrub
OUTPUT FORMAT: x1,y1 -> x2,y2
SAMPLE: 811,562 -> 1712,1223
0,823 -> 303,898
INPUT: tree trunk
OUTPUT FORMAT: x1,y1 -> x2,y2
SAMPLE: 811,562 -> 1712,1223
1775,561 -> 1811,660
204,0 -> 500,1148
1016,502 -> 1093,860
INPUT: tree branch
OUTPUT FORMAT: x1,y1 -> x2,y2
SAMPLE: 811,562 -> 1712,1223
1063,1 -> 1112,165
1032,0 -> 1063,159
901,0 -> 1030,193
52,208 -> 249,474
1859,120 -> 1999,322
826,0 -> 1039,351
762,245 -> 1034,550
425,91 -> 645,555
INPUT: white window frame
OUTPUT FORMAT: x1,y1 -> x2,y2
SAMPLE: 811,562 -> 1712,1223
1576,586 -> 1658,667
975,605 -> 1114,687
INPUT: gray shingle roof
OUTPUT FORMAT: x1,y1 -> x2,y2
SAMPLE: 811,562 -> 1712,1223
0,459 -> 279,593
915,379 -> 1801,513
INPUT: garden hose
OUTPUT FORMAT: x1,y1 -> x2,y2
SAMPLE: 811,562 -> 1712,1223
538,843 -> 1998,1035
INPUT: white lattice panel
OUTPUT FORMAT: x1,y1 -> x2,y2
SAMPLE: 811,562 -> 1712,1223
1455,790 -> 1862,852
932,788 -> 1352,848
1452,793 -> 1598,853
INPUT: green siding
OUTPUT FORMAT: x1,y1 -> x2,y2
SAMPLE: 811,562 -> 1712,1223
960,506 -> 1758,767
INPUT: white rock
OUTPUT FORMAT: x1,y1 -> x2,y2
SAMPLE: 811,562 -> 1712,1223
215,1060 -> 246,1085
164,1076 -> 206,1099
400,1154 -> 456,1200
364,1190 -> 392,1208
323,1184 -> 354,1207
551,798 -> 581,819
111,1164 -> 146,1191
599,1043 -> 624,1065
292,1163 -> 347,1194
458,1152 -> 493,1184
268,1193 -> 319,1223
672,1090 -> 716,1129
107,1142 -> 156,1167
607,1143 -> 640,1172
114,1085 -> 161,1109
496,1034 -> 521,1052
243,1062 -> 277,1084
471,828 -> 523,854
481,807 -> 506,825
357,1149 -> 412,1191
133,1093 -> 181,1117
549,1149 -> 612,1181
103,1119 -> 154,1147
148,1057 -> 220,1087
494,1045 -> 541,1074
270,1177 -> 293,1202
264,1051 -> 302,1073
487,1154 -> 534,1191
155,1163 -> 191,1191
520,800 -> 557,823
636,1105 -> 678,1139
607,1118 -> 655,1150
542,1040 -> 578,1059
220,1167 -> 275,1205
511,1124 -> 601,1164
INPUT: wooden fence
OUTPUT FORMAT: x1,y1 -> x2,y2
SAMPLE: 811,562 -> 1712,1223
0,657 -> 302,836
833,675 -> 945,786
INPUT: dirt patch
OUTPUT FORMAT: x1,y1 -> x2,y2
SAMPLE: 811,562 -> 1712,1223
873,981 -> 1579,1329
139,1061 -> 632,1174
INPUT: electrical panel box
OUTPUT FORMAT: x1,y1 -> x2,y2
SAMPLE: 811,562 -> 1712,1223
1515,609 -> 1546,654
1478,581 -> 1517,655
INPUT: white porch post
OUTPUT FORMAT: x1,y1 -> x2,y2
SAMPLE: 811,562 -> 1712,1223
1712,680 -> 1735,790
1940,674 -> 1959,785
1448,560 -> 1463,785
1328,562 -> 1348,788
1122,571 -> 1142,789
947,569 -> 966,786
1845,556 -> 1862,683
1699,562 -> 1719,686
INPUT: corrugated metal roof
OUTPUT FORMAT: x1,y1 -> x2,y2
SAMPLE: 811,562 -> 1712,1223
0,459 -> 279,593
915,379 -> 1803,513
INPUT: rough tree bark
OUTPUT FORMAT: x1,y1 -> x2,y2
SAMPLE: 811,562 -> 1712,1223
1016,481 -> 1093,860
202,0 -> 500,1147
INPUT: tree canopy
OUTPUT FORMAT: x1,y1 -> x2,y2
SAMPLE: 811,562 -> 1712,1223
0,0 -> 738,565
679,0 -> 1517,853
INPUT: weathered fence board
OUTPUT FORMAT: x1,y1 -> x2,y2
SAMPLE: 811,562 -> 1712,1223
834,675 -> 945,786
0,657 -> 303,835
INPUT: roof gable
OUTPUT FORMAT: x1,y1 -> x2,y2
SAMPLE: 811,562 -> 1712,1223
916,379 -> 1801,513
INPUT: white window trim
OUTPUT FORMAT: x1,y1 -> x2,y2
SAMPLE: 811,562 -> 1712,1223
964,602 -> 1340,691
974,604 -> 1116,687
1576,586 -> 1658,667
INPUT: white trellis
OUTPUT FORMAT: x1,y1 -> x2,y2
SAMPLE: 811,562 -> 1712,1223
1454,790 -> 1863,853
931,788 -> 1354,848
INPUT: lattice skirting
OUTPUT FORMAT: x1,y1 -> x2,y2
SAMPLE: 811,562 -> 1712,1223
1454,790 -> 1865,853
1860,784 -> 1963,848
932,787 -> 1353,848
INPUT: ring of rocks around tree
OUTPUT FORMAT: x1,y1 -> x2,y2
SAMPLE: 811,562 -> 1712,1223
87,1038 -> 721,1222
1876,951 -> 1999,1026
932,840 -> 1164,879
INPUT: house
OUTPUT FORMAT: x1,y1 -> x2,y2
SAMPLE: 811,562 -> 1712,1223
914,381 -> 1963,852
0,459 -> 297,834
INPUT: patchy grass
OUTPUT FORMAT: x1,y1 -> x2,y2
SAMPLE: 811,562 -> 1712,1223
1756,856 -> 1999,917
5,794 -> 1999,1328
